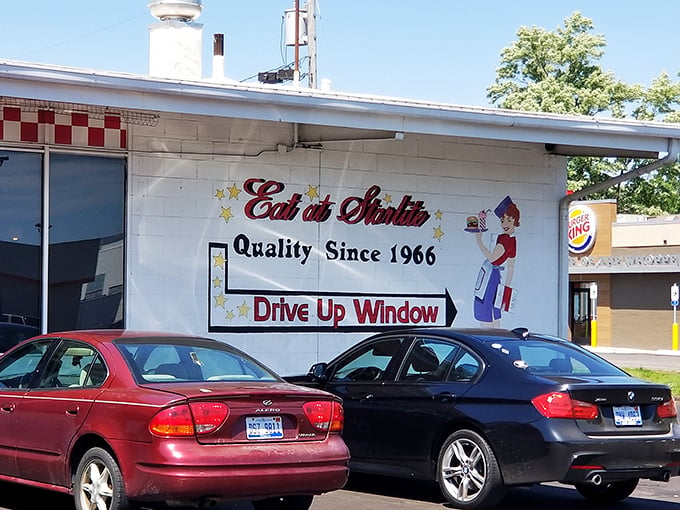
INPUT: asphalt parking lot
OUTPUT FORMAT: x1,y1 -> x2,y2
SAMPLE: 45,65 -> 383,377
0,474 -> 678,510
308,475 -> 680,510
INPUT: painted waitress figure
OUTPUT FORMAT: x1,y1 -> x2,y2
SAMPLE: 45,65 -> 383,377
471,196 -> 520,327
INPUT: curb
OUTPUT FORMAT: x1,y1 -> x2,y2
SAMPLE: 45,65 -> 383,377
587,347 -> 680,357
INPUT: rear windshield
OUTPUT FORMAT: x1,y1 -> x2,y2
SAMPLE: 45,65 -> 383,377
115,339 -> 280,383
490,339 -> 628,377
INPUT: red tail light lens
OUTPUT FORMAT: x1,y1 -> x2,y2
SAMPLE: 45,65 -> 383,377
191,402 -> 230,433
658,398 -> 678,419
303,401 -> 344,433
532,392 -> 599,420
149,402 -> 229,436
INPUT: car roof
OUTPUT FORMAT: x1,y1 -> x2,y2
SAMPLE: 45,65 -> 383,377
374,327 -> 565,345
35,329 -> 208,344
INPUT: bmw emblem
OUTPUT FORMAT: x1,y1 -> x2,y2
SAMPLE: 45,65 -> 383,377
262,399 -> 273,406
627,391 -> 635,402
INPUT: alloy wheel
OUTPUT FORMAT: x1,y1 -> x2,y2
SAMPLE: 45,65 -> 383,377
78,459 -> 114,510
441,436 -> 487,502
437,430 -> 505,509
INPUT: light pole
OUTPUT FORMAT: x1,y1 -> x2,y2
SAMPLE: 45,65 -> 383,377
307,0 -> 317,88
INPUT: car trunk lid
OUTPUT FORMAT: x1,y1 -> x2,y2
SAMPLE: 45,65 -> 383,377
145,381 -> 342,444
552,377 -> 674,436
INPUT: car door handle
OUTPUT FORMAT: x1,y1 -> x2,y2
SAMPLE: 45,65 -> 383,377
0,403 -> 15,413
435,392 -> 456,402
66,407 -> 80,417
358,393 -> 374,403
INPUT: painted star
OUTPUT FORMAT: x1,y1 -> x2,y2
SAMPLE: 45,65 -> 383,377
227,183 -> 241,199
435,209 -> 443,220
214,188 -> 225,200
383,194 -> 392,204
212,276 -> 223,288
213,251 -> 226,269
213,293 -> 227,308
219,206 -> 234,223
226,310 -> 235,320
305,185 -> 319,201
238,301 -> 251,317
433,225 -> 445,241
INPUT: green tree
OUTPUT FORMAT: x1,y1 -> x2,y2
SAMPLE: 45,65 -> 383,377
634,72 -> 680,122
487,12 -> 680,215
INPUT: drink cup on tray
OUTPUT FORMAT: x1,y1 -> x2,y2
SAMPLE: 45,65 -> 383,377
478,210 -> 487,231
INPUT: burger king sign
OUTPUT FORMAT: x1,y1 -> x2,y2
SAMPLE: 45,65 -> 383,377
568,205 -> 597,254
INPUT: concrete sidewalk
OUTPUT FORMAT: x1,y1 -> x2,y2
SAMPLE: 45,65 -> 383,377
589,346 -> 680,372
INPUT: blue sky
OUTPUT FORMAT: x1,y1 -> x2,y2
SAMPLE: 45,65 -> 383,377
2,1 -> 679,108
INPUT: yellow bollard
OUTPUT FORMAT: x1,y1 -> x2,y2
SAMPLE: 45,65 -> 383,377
673,322 -> 679,351
590,319 -> 598,348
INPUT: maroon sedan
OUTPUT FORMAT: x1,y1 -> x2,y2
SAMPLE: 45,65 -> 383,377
0,330 -> 349,510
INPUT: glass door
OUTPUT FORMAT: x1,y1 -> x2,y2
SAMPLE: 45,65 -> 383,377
570,283 -> 591,345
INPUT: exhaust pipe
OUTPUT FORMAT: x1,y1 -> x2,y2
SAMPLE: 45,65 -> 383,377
651,471 -> 671,482
589,473 -> 603,486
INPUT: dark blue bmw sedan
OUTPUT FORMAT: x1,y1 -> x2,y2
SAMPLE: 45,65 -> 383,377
288,327 -> 680,509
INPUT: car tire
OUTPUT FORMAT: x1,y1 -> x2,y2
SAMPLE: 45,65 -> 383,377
437,429 -> 505,510
575,478 -> 639,503
252,495 -> 314,510
74,447 -> 132,510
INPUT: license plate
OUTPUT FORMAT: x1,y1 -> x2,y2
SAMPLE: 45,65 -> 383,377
613,405 -> 642,426
246,416 -> 283,439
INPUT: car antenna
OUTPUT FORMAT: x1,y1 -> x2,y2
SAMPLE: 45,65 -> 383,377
511,327 -> 529,339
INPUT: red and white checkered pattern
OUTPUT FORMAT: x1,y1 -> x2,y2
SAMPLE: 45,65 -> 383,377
0,107 -> 127,149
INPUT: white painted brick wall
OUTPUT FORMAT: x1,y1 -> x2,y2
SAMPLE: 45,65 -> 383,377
127,114 -> 566,373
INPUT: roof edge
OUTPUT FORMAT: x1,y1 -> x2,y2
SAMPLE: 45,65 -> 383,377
2,60 -> 680,157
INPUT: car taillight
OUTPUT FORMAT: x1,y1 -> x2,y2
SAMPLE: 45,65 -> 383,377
303,401 -> 344,433
658,399 -> 678,419
531,392 -> 599,420
149,402 -> 229,436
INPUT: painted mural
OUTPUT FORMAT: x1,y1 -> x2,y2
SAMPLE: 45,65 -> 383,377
468,196 -> 520,327
207,176 -> 519,333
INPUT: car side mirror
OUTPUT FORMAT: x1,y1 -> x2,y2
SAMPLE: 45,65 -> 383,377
308,362 -> 328,382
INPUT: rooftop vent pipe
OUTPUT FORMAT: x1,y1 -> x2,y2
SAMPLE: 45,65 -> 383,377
212,33 -> 224,81
149,0 -> 202,21
148,0 -> 203,80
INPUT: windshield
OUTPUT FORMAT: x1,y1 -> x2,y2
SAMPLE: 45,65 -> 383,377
116,338 -> 280,383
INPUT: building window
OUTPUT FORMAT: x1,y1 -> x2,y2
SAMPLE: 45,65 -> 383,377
0,149 -> 125,332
